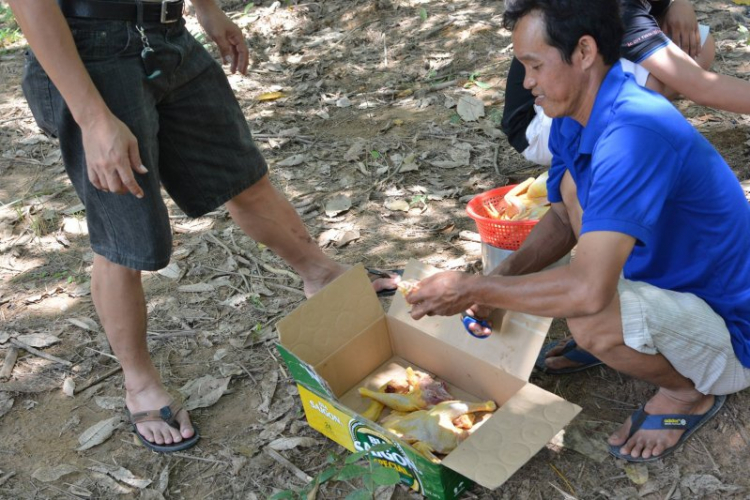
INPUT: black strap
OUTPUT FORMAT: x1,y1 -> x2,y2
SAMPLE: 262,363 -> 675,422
58,0 -> 184,23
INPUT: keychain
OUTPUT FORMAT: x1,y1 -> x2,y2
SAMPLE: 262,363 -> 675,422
136,1 -> 162,80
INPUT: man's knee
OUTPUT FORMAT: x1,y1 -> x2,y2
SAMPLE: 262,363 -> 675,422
567,314 -> 623,354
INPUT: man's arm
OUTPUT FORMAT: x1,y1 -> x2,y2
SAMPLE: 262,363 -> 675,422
490,201 -> 577,278
658,0 -> 701,58
189,0 -> 249,74
641,41 -> 750,114
407,230 -> 634,320
7,0 -> 146,197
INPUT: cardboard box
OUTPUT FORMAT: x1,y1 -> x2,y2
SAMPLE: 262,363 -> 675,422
276,261 -> 581,499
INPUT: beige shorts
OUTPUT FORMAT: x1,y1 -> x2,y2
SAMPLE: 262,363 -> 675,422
619,279 -> 750,395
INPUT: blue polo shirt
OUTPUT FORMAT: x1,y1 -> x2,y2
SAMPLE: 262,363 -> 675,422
547,62 -> 750,367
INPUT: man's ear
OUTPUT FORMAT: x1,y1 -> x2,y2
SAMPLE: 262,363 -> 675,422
576,35 -> 599,70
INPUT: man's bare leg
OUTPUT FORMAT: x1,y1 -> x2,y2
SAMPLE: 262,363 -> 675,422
567,292 -> 715,460
91,255 -> 194,446
226,175 -> 397,297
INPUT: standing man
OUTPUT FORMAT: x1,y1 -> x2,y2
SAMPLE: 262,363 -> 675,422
8,0 -> 397,452
404,0 -> 750,461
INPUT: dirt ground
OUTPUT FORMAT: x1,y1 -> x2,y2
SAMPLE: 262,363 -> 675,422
1,0 -> 750,498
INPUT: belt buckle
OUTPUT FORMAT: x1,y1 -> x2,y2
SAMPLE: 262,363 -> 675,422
160,0 -> 180,24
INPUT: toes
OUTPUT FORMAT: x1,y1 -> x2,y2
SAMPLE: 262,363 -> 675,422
176,409 -> 195,439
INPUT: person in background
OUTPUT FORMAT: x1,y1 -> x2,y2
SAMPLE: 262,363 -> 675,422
405,0 -> 750,462
8,0 -> 398,452
501,0 -> 745,167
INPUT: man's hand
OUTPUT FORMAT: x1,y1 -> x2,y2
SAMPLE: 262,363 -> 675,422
80,113 -> 147,197
660,0 -> 701,58
194,2 -> 249,75
405,271 -> 480,320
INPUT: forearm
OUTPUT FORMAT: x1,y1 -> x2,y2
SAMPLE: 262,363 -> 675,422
470,265 -> 599,319
8,0 -> 110,126
491,205 -> 576,277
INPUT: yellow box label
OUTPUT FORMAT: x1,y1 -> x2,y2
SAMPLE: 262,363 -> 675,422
298,385 -> 356,452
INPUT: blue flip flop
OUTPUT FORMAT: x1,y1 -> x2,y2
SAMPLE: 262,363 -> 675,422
609,394 -> 727,462
535,338 -> 603,374
366,268 -> 404,297
461,313 -> 492,339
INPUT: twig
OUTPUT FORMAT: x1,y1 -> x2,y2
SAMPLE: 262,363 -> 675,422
266,281 -> 305,296
663,479 -> 679,500
147,329 -> 198,339
548,463 -> 576,496
171,452 -> 231,466
0,470 -> 15,487
493,144 -> 501,176
695,435 -> 719,470
73,365 -> 122,395
84,347 -> 118,360
427,79 -> 459,92
264,447 -> 312,483
0,347 -> 19,380
591,393 -> 637,408
10,338 -> 72,366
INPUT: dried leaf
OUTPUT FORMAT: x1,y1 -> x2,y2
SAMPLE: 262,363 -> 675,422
456,95 -> 485,122
257,91 -> 286,101
624,462 -> 649,485
0,392 -> 14,419
157,262 -> 182,280
62,377 -> 75,397
90,465 -> 152,489
77,416 -> 122,451
94,396 -> 125,410
324,195 -> 352,217
344,139 -> 367,162
31,464 -> 78,482
177,283 -> 215,293
276,154 -> 307,167
336,96 -> 352,108
68,317 -> 99,332
384,199 -> 410,212
257,369 -> 279,413
16,333 -> 61,348
179,375 -> 231,411
268,436 -> 318,451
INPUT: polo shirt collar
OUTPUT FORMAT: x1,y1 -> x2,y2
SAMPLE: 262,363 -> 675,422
579,61 -> 627,154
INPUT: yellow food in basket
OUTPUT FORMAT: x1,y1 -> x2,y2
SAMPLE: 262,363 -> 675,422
485,171 -> 550,221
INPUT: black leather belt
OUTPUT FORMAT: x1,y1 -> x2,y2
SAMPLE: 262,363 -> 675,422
58,0 -> 184,24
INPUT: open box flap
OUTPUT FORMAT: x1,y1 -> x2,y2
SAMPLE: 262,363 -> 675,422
388,260 -> 551,381
442,384 -> 581,490
277,264 -> 384,367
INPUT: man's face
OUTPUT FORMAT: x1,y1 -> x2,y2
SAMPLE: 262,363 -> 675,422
512,12 -> 586,121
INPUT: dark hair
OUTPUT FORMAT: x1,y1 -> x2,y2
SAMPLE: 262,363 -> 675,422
503,0 -> 623,66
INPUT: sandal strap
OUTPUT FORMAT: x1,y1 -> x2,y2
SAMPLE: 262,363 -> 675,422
129,400 -> 184,426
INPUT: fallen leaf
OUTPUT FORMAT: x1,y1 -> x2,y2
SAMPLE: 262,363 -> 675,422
324,195 -> 352,216
0,392 -> 13,419
268,436 -> 318,451
384,199 -> 410,212
90,465 -> 152,489
62,377 -> 75,397
258,369 -> 279,413
344,139 -> 367,162
624,462 -> 649,485
336,96 -> 352,108
68,317 -> 99,332
456,95 -> 485,122
77,416 -> 122,451
257,91 -> 287,101
179,375 -> 231,411
276,154 -> 307,167
31,464 -> 79,482
157,262 -> 182,280
94,396 -> 125,410
16,333 -> 61,348
177,283 -> 215,293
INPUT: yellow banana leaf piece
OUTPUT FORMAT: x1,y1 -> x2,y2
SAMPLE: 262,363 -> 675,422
257,91 -> 287,102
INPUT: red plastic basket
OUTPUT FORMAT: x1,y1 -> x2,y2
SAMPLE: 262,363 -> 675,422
466,184 -> 539,250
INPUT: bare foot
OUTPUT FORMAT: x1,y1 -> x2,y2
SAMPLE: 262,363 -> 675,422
301,262 -> 347,297
126,383 -> 194,447
608,389 -> 715,460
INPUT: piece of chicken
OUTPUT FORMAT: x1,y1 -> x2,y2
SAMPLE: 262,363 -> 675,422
360,378 -> 411,421
359,367 -> 453,412
380,400 -> 497,462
